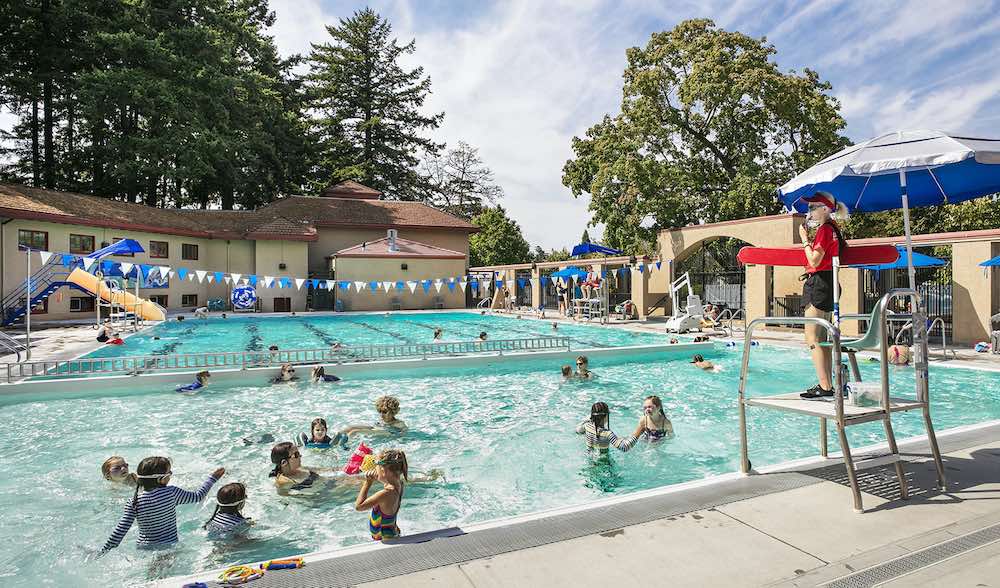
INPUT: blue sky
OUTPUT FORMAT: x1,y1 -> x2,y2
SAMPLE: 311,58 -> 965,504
265,0 -> 1000,249
5,1 -> 999,249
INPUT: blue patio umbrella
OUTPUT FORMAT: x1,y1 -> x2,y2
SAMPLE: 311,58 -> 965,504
980,254 -> 1000,267
852,246 -> 946,271
86,238 -> 145,259
780,130 -> 1000,295
550,266 -> 588,279
571,242 -> 623,257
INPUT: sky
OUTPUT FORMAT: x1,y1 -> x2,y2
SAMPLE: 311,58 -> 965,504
4,0 -> 1000,249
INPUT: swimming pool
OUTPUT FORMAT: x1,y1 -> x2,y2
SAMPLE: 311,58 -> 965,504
82,312 -> 666,359
2,341 -> 999,586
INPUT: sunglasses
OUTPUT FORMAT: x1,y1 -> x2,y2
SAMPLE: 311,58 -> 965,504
576,361 -> 586,366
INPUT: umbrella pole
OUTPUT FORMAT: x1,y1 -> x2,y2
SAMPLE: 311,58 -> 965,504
832,255 -> 840,327
899,171 -> 917,292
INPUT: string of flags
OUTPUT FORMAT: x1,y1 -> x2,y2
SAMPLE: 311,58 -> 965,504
30,249 -> 668,295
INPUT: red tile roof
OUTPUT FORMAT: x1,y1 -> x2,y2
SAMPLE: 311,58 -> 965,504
261,195 -> 479,232
319,180 -> 381,199
334,236 -> 467,259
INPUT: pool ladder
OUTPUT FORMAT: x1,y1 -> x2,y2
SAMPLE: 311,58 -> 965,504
737,289 -> 946,513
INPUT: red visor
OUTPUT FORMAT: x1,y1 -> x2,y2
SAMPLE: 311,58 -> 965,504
803,193 -> 835,210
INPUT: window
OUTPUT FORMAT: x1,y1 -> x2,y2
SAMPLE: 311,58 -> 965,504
112,237 -> 133,257
149,295 -> 168,307
149,240 -> 169,258
70,297 -> 96,313
273,297 -> 291,312
69,234 -> 95,254
18,229 -> 48,251
181,294 -> 198,307
182,243 -> 199,260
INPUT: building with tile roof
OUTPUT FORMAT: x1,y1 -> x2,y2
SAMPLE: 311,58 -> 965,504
0,181 -> 478,318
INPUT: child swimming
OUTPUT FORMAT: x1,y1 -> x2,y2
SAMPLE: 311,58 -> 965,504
561,365 -> 573,380
354,449 -> 408,541
341,395 -> 408,437
311,365 -> 341,383
691,354 -> 714,370
101,456 -> 137,485
635,395 -> 674,441
203,482 -> 253,537
478,331 -> 488,341
176,370 -> 210,392
100,457 -> 224,554
296,417 -> 348,448
433,328 -> 443,341
575,402 -> 637,453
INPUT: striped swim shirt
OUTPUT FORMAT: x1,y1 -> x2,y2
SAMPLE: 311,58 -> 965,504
102,475 -> 218,551
576,420 -> 638,452
206,512 -> 252,537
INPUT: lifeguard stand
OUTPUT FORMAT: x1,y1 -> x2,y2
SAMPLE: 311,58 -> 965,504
737,288 -> 946,513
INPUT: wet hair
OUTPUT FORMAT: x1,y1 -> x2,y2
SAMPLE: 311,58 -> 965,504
312,365 -> 325,378
692,354 -> 705,363
101,456 -> 126,480
590,401 -> 610,431
576,355 -> 589,366
377,449 -> 409,481
131,456 -> 171,514
561,365 -> 572,376
645,395 -> 666,420
196,370 -> 210,382
311,417 -> 331,442
433,328 -> 442,339
204,482 -> 247,529
478,331 -> 487,340
269,345 -> 279,351
269,442 -> 296,477
375,395 -> 400,416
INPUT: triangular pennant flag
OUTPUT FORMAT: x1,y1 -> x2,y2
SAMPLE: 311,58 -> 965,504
61,254 -> 74,267
83,257 -> 96,270
188,273 -> 196,281
422,280 -> 432,293
572,274 -> 579,283
264,276 -> 274,288
655,261 -> 662,271
157,265 -> 170,277
447,281 -> 457,292
550,276 -> 558,286
248,275 -> 258,286
337,281 -> 349,290
121,262 -> 134,276
195,270 -> 207,283
295,278 -> 305,290
231,273 -> 242,284
214,271 -> 224,283
168,271 -> 175,279
470,279 -> 479,290
280,278 -> 291,289
459,280 -> 467,292
395,281 -> 405,291
350,281 -> 361,292
176,267 -> 188,281
369,281 -> 379,292
39,251 -> 53,264
224,276 -> 232,285
434,281 -> 443,293
517,278 -> 526,289
407,281 -> 417,294
101,260 -> 115,273
382,281 -> 393,292
207,273 -> 215,283
321,280 -> 331,290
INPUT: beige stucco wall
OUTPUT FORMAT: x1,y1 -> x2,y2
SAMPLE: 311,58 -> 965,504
952,241 -> 1000,344
253,240 -> 309,312
333,257 -> 467,311
309,227 -> 470,276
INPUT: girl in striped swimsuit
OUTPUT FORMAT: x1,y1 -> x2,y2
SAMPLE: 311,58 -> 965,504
575,402 -> 639,453
204,482 -> 253,538
100,457 -> 224,554
354,449 -> 408,541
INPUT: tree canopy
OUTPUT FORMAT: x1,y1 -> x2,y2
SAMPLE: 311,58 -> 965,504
421,141 -> 503,219
562,19 -> 849,252
469,206 -> 531,267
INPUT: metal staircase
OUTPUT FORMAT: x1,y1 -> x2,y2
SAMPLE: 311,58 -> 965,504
0,257 -> 88,326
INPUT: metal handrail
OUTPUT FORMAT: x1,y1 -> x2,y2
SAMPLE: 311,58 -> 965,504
0,331 -> 27,362
2,336 -> 572,383
1,257 -> 62,310
893,317 -> 954,360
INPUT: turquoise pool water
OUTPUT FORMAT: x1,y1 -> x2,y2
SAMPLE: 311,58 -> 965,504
2,340 -> 1000,586
82,312 -> 666,359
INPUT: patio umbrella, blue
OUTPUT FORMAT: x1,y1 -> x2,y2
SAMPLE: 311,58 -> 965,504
779,130 -> 1000,293
852,246 -> 946,271
86,238 -> 145,259
980,254 -> 1000,267
571,242 -> 623,257
550,266 -> 588,279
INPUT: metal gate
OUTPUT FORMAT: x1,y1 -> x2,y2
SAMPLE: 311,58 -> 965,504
861,263 -> 952,342
675,239 -> 747,313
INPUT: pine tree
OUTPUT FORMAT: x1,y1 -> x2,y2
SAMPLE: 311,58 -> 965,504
306,8 -> 443,199
580,229 -> 591,244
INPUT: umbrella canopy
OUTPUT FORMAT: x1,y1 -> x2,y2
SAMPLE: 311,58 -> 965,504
87,238 -> 145,259
852,246 -> 946,270
779,130 -> 1000,213
980,254 -> 1000,267
571,242 -> 623,257
550,266 -> 588,278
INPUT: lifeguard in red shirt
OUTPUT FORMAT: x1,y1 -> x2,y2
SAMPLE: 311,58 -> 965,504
799,191 -> 849,399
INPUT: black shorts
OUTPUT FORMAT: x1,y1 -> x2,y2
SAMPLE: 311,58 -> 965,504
802,271 -> 837,312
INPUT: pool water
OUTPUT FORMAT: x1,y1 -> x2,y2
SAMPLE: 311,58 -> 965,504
82,312 -> 666,359
3,343 -> 1000,586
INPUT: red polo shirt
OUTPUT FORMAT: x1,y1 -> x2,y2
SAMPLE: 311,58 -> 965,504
807,223 -> 839,273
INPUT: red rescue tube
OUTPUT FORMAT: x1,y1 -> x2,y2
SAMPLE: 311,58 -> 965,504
736,245 -> 898,267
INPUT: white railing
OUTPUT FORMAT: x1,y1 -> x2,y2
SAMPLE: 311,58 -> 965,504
2,336 -> 572,382
0,331 -> 27,362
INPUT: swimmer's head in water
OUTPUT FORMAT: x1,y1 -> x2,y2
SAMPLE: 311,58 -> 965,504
374,449 -> 409,481
135,456 -> 172,489
312,365 -> 325,378
561,365 -> 572,377
203,482 -> 248,530
196,370 -> 210,383
691,354 -> 705,363
375,395 -> 400,420
590,401 -> 610,430
478,332 -> 487,340
433,328 -> 442,339
552,322 -> 558,329
102,456 -> 130,481
576,355 -> 589,370
268,345 -> 279,352
311,417 -> 328,441
269,441 -> 299,477
644,395 -> 665,417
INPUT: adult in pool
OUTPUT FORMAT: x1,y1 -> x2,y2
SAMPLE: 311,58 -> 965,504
634,395 -> 674,441
341,395 -> 408,437
96,319 -> 111,343
271,363 -> 298,383
101,456 -> 137,485
691,354 -> 714,370
574,355 -> 592,379
311,365 -> 341,383
269,442 -> 362,495
176,370 -> 210,392
575,402 -> 638,453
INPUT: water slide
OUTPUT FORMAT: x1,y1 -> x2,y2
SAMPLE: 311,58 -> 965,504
65,268 -> 166,322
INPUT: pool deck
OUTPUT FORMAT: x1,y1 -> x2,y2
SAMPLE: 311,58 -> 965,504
164,420 -> 1000,588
